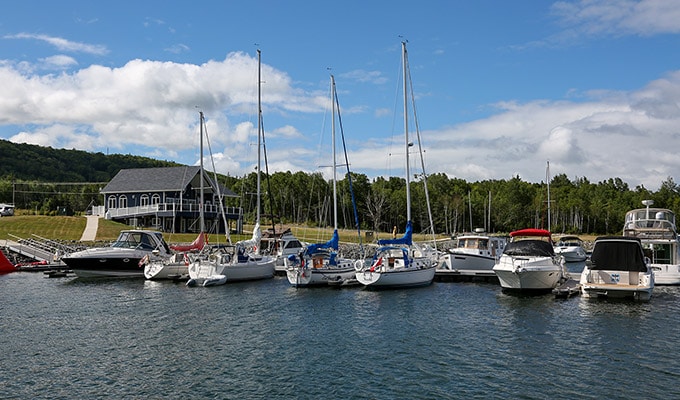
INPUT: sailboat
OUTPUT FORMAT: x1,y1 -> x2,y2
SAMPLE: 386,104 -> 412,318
187,49 -> 275,286
143,113 -> 209,281
354,41 -> 437,289
284,75 -> 360,287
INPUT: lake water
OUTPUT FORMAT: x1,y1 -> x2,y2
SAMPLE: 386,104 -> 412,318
1,264 -> 679,399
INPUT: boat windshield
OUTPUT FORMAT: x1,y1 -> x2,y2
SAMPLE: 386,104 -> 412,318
503,240 -> 555,257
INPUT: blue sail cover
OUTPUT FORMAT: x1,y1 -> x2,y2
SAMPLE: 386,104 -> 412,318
304,229 -> 339,256
377,221 -> 413,246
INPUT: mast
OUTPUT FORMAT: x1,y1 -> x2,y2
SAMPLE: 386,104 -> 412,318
546,160 -> 551,232
256,49 -> 262,228
331,75 -> 338,230
402,41 -> 411,222
199,111 -> 205,233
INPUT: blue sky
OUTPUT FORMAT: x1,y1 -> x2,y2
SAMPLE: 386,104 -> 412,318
2,0 -> 680,190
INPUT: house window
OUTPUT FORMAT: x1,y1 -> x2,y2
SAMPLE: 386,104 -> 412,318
108,196 -> 117,209
152,194 -> 161,205
140,194 -> 149,207
119,195 -> 128,209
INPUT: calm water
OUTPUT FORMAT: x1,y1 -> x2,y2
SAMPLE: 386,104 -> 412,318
1,264 -> 679,400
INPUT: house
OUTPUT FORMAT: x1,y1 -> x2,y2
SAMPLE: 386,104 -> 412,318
99,166 -> 242,234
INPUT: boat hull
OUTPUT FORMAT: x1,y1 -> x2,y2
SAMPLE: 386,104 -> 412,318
438,252 -> 496,273
144,259 -> 189,280
62,250 -> 146,278
651,264 -> 680,285
189,256 -> 276,283
493,256 -> 565,292
554,246 -> 587,262
286,265 -> 356,287
355,263 -> 435,289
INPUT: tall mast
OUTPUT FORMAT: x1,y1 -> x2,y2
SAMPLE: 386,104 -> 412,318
256,49 -> 262,226
546,160 -> 551,232
331,75 -> 338,230
199,111 -> 205,233
402,41 -> 411,222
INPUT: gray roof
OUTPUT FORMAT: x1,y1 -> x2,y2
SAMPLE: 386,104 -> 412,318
101,166 -> 237,197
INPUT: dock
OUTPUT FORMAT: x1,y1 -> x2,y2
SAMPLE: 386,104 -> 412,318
434,269 -> 499,283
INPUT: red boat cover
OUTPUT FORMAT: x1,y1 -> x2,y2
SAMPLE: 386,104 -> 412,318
0,249 -> 18,274
509,228 -> 551,238
170,232 -> 207,252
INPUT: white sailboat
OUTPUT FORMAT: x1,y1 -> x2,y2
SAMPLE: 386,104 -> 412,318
284,75 -> 359,287
354,41 -> 437,289
143,113 -> 210,281
187,49 -> 275,286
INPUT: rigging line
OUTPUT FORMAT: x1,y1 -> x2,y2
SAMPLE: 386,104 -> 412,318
202,114 -> 232,244
259,111 -> 277,235
405,48 -> 437,248
333,76 -> 363,251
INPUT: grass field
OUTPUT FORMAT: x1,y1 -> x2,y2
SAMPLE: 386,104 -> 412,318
0,214 -> 451,245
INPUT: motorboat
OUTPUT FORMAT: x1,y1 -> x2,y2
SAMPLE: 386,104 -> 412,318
492,228 -> 568,293
61,230 -> 171,278
580,236 -> 654,301
553,235 -> 587,262
622,200 -> 680,285
261,228 -> 306,274
353,42 -> 437,289
437,229 -> 506,279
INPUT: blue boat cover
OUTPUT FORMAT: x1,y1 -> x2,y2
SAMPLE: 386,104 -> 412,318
377,221 -> 413,246
305,229 -> 339,256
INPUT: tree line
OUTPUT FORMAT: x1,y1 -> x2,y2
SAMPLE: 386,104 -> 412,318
226,170 -> 680,236
2,139 -> 679,234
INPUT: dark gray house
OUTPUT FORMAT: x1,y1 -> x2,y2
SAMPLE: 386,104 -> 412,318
99,166 -> 242,234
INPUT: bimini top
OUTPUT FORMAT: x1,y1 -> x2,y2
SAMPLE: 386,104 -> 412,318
589,236 -> 647,272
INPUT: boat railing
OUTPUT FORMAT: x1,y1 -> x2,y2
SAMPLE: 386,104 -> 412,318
106,203 -> 242,218
623,228 -> 677,240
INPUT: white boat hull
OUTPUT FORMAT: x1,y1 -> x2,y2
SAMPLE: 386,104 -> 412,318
438,252 -> 496,273
554,246 -> 587,262
144,257 -> 189,280
651,264 -> 680,285
580,269 -> 654,301
493,256 -> 566,292
189,256 -> 275,283
286,264 -> 356,287
355,260 -> 435,289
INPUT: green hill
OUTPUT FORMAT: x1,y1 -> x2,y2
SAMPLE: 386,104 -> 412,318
0,139 -> 181,182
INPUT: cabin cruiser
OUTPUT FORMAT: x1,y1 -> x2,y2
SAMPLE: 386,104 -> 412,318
437,229 -> 506,279
492,228 -> 568,293
553,235 -> 587,262
580,236 -> 654,301
62,230 -> 171,278
622,200 -> 680,285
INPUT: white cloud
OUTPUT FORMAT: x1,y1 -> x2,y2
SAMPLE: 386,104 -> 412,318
551,0 -> 680,37
4,33 -> 108,55
40,55 -> 78,69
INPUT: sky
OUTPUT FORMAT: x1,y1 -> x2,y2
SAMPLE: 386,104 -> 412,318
2,0 -> 680,191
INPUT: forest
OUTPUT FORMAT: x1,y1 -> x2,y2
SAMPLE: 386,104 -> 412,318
1,139 -> 679,235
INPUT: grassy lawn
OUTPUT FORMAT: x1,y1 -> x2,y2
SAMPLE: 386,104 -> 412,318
0,215 -> 451,245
